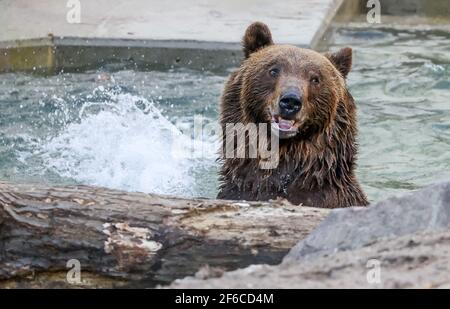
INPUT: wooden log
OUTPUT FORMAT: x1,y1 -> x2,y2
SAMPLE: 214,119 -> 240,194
0,181 -> 329,288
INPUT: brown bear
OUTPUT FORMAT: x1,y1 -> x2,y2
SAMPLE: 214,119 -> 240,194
217,22 -> 368,208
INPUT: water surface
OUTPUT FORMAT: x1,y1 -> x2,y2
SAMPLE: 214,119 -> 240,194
0,26 -> 449,202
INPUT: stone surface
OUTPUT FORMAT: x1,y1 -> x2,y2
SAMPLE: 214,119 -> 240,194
167,228 -> 450,289
285,181 -> 450,261
166,181 -> 450,288
0,0 -> 342,48
0,0 -> 345,73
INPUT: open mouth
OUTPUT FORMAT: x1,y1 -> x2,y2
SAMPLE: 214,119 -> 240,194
270,114 -> 299,139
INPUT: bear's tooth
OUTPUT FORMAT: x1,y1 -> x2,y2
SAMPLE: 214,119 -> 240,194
278,118 -> 294,130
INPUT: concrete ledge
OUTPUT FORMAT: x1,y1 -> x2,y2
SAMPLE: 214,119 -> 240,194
334,0 -> 450,20
0,37 -> 243,74
380,0 -> 450,17
0,45 -> 55,74
2,0 -> 447,74
0,0 -> 345,73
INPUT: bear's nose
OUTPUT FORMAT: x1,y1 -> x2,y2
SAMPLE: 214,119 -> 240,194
279,91 -> 302,119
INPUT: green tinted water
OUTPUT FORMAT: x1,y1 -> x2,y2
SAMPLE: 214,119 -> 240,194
0,26 -> 449,202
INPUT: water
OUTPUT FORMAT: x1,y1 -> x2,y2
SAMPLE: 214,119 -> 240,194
329,26 -> 450,201
0,70 -> 225,197
0,26 -> 449,203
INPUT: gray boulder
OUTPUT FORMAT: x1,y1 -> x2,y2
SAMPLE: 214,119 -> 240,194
167,228 -> 450,289
285,181 -> 450,261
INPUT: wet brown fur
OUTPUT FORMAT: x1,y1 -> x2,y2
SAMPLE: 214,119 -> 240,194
217,22 -> 368,208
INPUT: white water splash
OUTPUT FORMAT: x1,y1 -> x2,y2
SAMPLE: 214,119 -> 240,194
37,89 -> 217,196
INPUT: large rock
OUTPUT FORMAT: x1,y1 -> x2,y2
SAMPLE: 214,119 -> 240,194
285,181 -> 450,261
168,228 -> 450,288
166,181 -> 450,288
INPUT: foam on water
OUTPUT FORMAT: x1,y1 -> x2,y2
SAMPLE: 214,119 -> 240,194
35,88 -> 216,196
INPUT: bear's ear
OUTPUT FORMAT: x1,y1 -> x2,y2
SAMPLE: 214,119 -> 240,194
242,22 -> 274,58
325,47 -> 352,78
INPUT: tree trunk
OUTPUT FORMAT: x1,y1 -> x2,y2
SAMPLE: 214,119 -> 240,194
0,181 -> 329,288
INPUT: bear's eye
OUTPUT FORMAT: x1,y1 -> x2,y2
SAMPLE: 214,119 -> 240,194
269,68 -> 280,78
310,76 -> 320,84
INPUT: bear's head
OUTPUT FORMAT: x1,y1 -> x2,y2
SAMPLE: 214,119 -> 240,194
240,22 -> 353,140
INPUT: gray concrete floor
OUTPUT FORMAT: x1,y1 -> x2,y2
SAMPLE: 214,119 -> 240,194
0,0 -> 342,48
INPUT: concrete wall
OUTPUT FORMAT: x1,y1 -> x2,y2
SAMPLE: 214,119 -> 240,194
1,0 -> 448,74
335,0 -> 450,18
0,0 -> 345,74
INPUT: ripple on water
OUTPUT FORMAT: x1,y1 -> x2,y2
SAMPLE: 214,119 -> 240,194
0,27 -> 449,202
